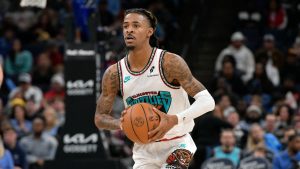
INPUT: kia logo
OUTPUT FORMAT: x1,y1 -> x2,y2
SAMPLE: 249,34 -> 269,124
64,133 -> 98,144
67,80 -> 94,89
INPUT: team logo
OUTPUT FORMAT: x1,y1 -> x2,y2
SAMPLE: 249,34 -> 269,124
124,76 -> 131,83
126,91 -> 172,113
166,149 -> 193,169
66,79 -> 94,96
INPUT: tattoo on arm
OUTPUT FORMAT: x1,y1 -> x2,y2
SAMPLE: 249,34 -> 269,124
94,64 -> 120,130
162,53 -> 206,97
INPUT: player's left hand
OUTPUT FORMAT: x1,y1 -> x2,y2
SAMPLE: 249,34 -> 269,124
148,107 -> 178,142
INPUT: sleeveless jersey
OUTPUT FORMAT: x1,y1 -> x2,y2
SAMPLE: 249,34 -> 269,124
117,47 -> 194,139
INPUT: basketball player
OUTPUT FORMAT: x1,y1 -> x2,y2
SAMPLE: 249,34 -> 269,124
94,8 -> 215,169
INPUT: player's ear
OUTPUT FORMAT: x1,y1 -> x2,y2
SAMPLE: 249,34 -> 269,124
147,27 -> 154,38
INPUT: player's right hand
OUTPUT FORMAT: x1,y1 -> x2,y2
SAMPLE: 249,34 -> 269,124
120,109 -> 128,130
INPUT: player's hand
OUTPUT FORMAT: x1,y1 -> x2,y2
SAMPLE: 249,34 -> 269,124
119,109 -> 128,130
148,107 -> 178,142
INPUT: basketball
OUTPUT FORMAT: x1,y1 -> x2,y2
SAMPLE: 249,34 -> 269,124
122,103 -> 161,144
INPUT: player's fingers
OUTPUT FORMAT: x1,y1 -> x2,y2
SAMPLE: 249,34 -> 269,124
119,122 -> 123,130
149,130 -> 163,142
152,107 -> 163,116
148,126 -> 161,138
120,117 -> 124,122
158,132 -> 165,140
121,110 -> 127,117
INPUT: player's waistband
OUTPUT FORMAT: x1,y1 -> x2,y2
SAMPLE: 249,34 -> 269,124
155,134 -> 186,142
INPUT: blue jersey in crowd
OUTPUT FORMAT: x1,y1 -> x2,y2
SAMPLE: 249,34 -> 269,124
273,150 -> 300,169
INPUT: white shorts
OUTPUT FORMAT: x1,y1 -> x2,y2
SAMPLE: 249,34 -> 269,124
132,133 -> 197,169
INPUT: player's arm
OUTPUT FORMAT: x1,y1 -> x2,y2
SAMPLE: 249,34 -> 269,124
94,64 -> 120,130
163,52 -> 215,123
149,52 -> 215,141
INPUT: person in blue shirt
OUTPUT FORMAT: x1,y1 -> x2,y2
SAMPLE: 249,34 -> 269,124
3,128 -> 28,169
213,129 -> 242,166
246,124 -> 282,154
0,137 -> 14,169
273,133 -> 300,169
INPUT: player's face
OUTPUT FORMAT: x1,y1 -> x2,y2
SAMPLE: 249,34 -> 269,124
123,13 -> 154,50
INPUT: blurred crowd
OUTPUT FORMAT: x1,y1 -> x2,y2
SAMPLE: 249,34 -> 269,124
1,0 -> 300,169
0,0 -> 184,169
191,0 -> 300,168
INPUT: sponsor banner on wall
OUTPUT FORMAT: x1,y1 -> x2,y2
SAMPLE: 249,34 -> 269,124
56,43 -> 104,161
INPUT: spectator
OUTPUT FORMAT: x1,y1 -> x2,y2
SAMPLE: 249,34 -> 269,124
247,62 -> 275,94
0,137 -> 14,169
246,124 -> 282,154
212,57 -> 246,96
192,105 -> 233,147
252,145 -> 273,160
0,28 -> 15,58
5,8 -> 36,34
33,10 -> 57,41
281,50 -> 300,86
48,98 -> 65,126
191,105 -> 232,169
213,129 -> 241,166
275,104 -> 293,139
20,116 -> 58,169
10,105 -> 32,138
32,52 -> 54,92
9,73 -> 43,110
4,39 -> 33,78
225,110 -> 246,148
0,99 -> 4,122
236,0 -> 265,50
267,0 -> 287,30
240,145 -> 273,167
239,105 -> 263,132
264,114 -> 278,134
289,37 -> 300,57
273,133 -> 300,169
3,128 -> 28,169
255,34 -> 283,86
279,76 -> 299,110
25,99 -> 41,121
215,32 -> 255,83
46,43 -> 63,72
216,95 -> 232,114
98,0 -> 115,27
43,107 -> 60,137
44,74 -> 65,103
281,128 -> 296,149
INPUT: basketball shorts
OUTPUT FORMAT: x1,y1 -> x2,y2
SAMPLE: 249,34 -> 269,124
132,133 -> 197,169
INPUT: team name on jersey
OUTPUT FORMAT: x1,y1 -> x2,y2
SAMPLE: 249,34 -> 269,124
126,91 -> 172,113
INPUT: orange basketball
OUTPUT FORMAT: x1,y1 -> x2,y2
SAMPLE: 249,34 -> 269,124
122,103 -> 160,144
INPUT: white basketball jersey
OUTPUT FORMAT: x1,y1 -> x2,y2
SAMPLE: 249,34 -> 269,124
117,48 -> 194,139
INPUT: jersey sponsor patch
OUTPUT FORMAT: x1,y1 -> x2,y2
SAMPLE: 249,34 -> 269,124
126,91 -> 172,113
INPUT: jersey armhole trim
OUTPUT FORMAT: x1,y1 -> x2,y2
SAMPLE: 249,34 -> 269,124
159,50 -> 181,89
117,61 -> 124,96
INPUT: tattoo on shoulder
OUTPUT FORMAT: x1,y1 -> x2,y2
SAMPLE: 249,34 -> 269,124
162,53 -> 205,96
